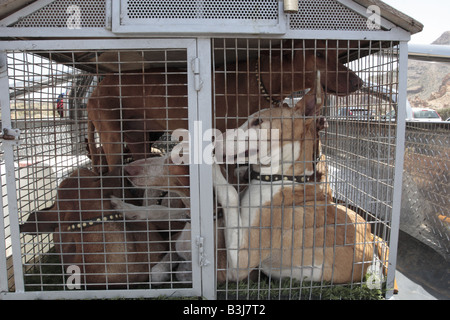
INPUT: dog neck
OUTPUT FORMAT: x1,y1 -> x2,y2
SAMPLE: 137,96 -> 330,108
248,133 -> 317,186
256,53 -> 309,106
255,60 -> 282,106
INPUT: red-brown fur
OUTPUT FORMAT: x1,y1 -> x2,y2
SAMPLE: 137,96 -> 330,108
87,40 -> 363,172
20,168 -> 167,288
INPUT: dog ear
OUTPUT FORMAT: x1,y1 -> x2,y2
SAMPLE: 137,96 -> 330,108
294,70 -> 325,117
294,91 -> 324,117
165,159 -> 191,204
167,160 -> 190,188
20,207 -> 59,234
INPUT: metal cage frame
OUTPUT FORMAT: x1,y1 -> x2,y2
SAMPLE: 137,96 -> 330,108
0,0 -> 415,300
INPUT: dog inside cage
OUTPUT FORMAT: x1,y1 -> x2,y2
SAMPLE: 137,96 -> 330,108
210,39 -> 397,299
12,48 -> 194,290
5,39 -> 399,298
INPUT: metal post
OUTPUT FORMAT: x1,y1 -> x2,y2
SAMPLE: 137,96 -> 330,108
0,171 -> 7,293
196,38 -> 216,300
385,41 -> 409,299
0,51 -> 9,294
0,51 -> 25,294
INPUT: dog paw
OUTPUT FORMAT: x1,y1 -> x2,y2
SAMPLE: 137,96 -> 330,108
151,263 -> 171,283
109,195 -> 123,209
176,261 -> 192,282
110,196 -> 140,219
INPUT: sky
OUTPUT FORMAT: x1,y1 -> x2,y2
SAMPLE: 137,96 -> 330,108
381,0 -> 450,44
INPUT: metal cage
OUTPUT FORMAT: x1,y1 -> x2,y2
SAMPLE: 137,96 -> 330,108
0,0 -> 417,300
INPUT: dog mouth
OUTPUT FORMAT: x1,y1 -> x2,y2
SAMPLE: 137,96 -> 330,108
321,78 -> 363,96
323,85 -> 356,97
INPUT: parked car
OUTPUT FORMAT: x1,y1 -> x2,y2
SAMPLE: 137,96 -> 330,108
381,109 -> 396,121
410,108 -> 442,122
338,107 -> 374,120
381,102 -> 442,122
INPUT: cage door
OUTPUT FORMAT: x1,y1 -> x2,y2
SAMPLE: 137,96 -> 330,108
0,39 -> 212,299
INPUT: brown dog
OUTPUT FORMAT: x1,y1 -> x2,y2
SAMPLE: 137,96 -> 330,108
110,155 -> 229,283
147,77 -> 386,284
109,86 -> 337,284
211,86 -> 389,283
87,40 -> 363,172
20,168 -> 168,288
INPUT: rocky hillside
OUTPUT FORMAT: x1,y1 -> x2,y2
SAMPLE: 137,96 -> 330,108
408,32 -> 450,112
432,31 -> 450,45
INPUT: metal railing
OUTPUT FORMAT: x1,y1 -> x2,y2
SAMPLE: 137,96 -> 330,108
401,121 -> 450,261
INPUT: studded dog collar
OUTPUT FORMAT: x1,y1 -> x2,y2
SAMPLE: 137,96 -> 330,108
255,61 -> 282,106
66,213 -> 123,232
250,170 -> 314,184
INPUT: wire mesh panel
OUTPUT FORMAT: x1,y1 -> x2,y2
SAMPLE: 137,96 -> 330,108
113,0 -> 285,34
325,43 -> 400,222
125,0 -> 279,20
289,0 -> 375,31
12,0 -> 107,28
211,39 -> 399,300
402,122 -> 450,261
1,42 -> 202,297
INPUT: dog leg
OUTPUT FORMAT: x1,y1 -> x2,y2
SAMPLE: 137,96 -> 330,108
151,252 -> 182,283
212,164 -> 245,279
174,224 -> 193,282
110,196 -> 189,221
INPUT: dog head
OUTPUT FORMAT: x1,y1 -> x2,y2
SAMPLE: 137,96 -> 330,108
266,39 -> 363,96
218,74 -> 325,177
20,168 -> 139,234
125,154 -> 191,204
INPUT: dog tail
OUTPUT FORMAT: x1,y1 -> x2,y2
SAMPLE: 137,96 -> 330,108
371,234 -> 398,294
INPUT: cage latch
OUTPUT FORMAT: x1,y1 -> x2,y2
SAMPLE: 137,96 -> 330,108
1,128 -> 21,141
196,236 -> 211,267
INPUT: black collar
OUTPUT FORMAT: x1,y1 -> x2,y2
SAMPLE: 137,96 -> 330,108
250,170 -> 314,184
155,191 -> 169,205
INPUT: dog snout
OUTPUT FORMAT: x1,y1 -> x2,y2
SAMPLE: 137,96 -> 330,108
351,75 -> 364,91
125,164 -> 142,177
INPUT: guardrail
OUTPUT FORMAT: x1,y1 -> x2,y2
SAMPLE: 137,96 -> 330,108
401,121 -> 450,261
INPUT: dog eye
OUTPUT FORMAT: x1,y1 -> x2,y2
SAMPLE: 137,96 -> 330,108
251,119 -> 263,127
316,51 -> 324,58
